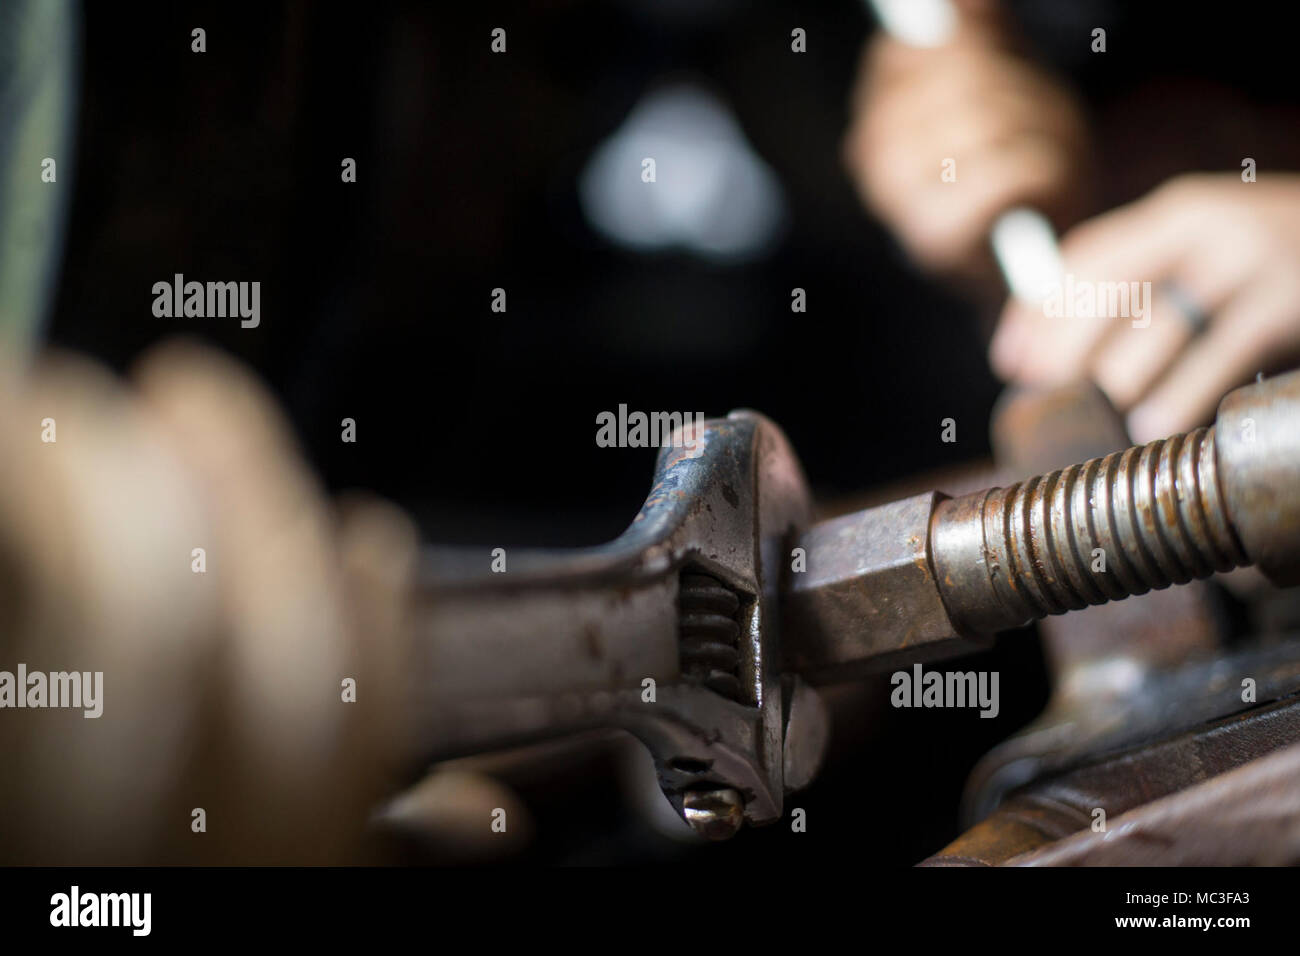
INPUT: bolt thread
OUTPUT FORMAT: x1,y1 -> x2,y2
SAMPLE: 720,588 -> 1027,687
980,426 -> 1248,620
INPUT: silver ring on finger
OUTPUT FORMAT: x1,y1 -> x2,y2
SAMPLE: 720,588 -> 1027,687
1159,279 -> 1211,336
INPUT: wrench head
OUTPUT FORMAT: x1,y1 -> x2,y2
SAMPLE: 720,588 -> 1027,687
618,410 -> 819,829
417,410 -> 824,835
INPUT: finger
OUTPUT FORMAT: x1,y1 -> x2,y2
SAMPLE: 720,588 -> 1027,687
866,49 -> 1054,145
908,131 -> 1075,269
935,96 -> 1048,162
335,491 -> 420,761
989,301 -> 1033,379
854,99 -> 1027,221
134,339 -> 356,861
0,352 -> 217,862
1087,293 -> 1195,410
855,64 -> 976,162
1126,287 -> 1282,442
1056,186 -> 1203,295
375,770 -> 535,862
134,340 -> 344,715
993,306 -> 1116,386
1063,187 -> 1268,406
1006,193 -> 1202,384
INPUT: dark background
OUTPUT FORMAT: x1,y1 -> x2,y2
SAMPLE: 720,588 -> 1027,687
44,0 -> 1298,863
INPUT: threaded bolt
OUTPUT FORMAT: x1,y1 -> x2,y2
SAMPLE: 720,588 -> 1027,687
932,425 -> 1250,635
783,371 -> 1300,680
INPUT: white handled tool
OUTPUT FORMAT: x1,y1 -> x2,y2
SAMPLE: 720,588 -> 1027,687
868,0 -> 1065,303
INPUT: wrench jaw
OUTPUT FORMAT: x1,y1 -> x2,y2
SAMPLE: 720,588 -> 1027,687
619,686 -> 782,829
619,410 -> 817,834
415,410 -> 819,839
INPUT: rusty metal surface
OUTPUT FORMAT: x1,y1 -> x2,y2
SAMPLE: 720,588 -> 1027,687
927,371 -> 1300,638
1217,374 -> 1300,586
923,676 -> 1300,865
1009,739 -> 1300,866
779,372 -> 1300,686
414,410 -> 818,831
918,800 -> 1085,867
991,381 -> 1130,477
930,424 -> 1244,634
991,380 -> 1222,677
783,493 -> 987,683
781,675 -> 830,792
411,373 -> 1300,840
959,611 -> 1262,827
960,381 -> 1227,826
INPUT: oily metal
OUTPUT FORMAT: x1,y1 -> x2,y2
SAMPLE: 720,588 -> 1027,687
958,381 -> 1228,825
988,379 -> 1224,678
413,411 -> 817,834
1007,740 -> 1300,866
922,683 -> 1300,866
786,370 -> 1300,683
415,371 -> 1300,837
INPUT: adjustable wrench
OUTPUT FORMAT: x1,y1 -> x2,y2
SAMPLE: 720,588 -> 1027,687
414,371 -> 1300,839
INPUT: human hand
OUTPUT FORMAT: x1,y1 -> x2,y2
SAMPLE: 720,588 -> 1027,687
0,341 -> 418,863
990,174 -> 1300,442
843,0 -> 1087,273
